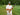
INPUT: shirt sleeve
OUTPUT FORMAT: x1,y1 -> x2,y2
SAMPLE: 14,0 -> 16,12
11,5 -> 12,8
11,5 -> 13,9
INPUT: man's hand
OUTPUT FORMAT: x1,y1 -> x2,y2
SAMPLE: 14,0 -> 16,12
12,7 -> 13,9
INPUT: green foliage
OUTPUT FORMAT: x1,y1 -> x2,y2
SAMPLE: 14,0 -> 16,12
0,0 -> 20,5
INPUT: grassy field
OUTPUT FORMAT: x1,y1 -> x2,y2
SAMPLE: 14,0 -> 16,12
0,5 -> 20,15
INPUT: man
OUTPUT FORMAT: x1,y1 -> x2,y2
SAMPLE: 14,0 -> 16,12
6,1 -> 13,15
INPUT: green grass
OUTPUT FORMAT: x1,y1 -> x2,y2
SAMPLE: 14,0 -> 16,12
13,5 -> 20,15
0,5 -> 20,15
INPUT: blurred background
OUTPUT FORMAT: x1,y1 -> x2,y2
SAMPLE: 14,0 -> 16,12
0,0 -> 20,15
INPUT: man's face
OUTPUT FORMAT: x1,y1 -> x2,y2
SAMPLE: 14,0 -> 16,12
8,3 -> 11,5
